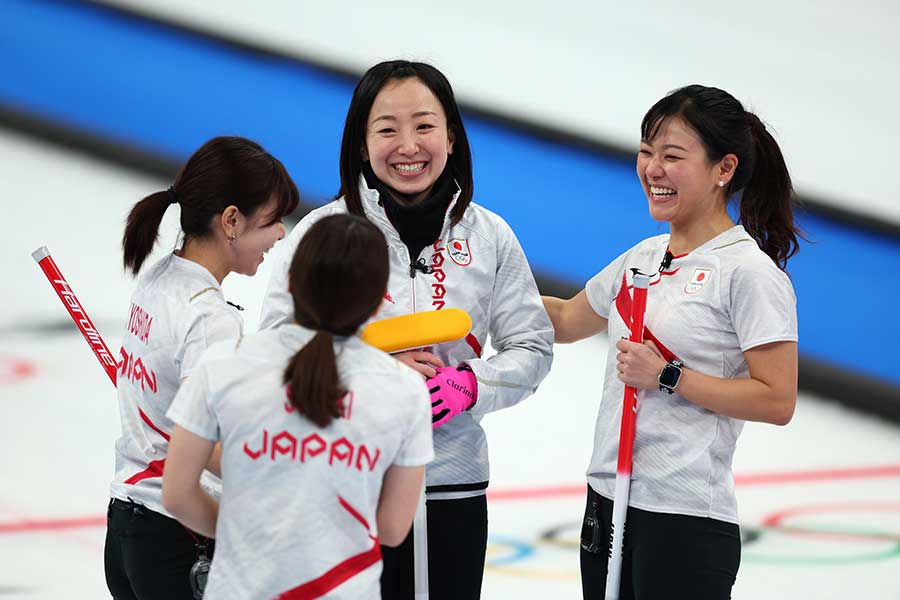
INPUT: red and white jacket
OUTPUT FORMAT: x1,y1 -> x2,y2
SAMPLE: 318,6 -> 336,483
167,325 -> 433,599
260,177 -> 554,497
584,226 -> 797,523
110,254 -> 242,514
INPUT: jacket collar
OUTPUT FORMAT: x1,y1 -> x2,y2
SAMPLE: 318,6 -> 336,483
357,173 -> 462,240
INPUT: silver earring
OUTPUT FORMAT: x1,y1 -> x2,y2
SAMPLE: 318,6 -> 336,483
718,181 -> 725,188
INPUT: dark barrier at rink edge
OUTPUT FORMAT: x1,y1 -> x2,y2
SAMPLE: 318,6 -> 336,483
4,0 -> 900,387
41,0 -> 900,242
4,106 -> 899,423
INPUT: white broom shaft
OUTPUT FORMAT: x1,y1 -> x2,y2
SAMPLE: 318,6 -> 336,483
605,473 -> 631,600
413,484 -> 429,599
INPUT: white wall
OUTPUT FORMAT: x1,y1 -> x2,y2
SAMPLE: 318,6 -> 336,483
106,0 -> 900,224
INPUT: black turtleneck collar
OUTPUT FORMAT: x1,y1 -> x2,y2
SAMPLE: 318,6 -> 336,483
363,164 -> 457,269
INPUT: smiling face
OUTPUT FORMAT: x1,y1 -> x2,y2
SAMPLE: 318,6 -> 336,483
229,197 -> 286,276
637,117 -> 733,227
364,77 -> 454,204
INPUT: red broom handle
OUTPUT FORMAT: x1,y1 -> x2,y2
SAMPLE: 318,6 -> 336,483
32,246 -> 118,386
615,272 -> 650,473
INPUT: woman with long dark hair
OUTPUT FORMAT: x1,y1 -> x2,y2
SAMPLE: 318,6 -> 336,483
162,214 -> 433,599
106,136 -> 298,599
543,85 -> 800,599
260,60 -> 554,599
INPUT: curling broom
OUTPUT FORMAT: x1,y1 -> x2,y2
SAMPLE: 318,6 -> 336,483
33,245 -> 472,381
34,245 -> 468,600
362,308 -> 472,600
31,246 -> 118,385
605,270 -> 650,600
361,308 -> 471,353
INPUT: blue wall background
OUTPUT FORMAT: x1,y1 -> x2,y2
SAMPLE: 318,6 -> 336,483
3,0 -> 899,388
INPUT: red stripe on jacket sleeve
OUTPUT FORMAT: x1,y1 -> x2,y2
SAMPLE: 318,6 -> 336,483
465,333 -> 482,357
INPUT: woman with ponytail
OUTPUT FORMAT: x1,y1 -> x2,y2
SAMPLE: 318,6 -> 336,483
162,214 -> 433,599
106,136 -> 298,600
261,60 -> 554,600
543,85 -> 800,598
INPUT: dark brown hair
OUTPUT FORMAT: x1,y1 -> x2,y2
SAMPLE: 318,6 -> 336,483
337,60 -> 473,225
641,85 -> 800,270
122,136 -> 299,275
283,214 -> 389,427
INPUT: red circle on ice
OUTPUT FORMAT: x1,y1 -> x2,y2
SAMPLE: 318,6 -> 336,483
0,355 -> 36,386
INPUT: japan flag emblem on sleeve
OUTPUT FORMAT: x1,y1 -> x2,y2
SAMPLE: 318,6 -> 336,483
448,238 -> 472,266
684,268 -> 713,295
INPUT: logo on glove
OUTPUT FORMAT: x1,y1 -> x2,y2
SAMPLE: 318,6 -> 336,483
427,364 -> 478,429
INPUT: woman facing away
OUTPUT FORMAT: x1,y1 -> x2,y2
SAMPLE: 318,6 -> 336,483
543,85 -> 800,599
260,60 -> 554,600
162,214 -> 433,599
106,136 -> 298,599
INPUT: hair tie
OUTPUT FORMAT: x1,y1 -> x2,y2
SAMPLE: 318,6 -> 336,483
298,316 -> 355,337
317,321 -> 354,337
166,186 -> 178,205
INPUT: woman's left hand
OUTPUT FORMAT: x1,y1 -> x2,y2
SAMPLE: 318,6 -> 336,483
615,338 -> 667,390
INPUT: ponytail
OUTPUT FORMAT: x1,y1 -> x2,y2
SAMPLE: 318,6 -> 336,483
122,190 -> 173,275
739,113 -> 800,270
282,214 -> 389,429
284,331 -> 344,428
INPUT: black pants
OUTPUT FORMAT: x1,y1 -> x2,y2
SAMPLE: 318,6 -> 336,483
380,495 -> 488,600
104,498 -> 213,600
580,486 -> 740,600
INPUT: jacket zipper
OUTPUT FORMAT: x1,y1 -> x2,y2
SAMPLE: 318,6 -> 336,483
403,246 -> 417,313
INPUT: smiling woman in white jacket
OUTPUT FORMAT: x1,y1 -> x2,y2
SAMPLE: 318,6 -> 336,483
106,136 -> 298,600
543,85 -> 800,600
260,60 -> 553,600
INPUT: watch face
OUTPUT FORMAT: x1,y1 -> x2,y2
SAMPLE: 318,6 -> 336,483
659,364 -> 680,387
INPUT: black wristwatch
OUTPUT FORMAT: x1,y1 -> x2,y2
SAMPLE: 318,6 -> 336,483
658,359 -> 684,394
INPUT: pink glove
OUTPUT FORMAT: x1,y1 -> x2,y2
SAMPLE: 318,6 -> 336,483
427,364 -> 478,429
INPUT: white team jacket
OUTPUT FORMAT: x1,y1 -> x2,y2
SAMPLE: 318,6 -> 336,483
110,254 -> 241,514
260,177 -> 554,496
